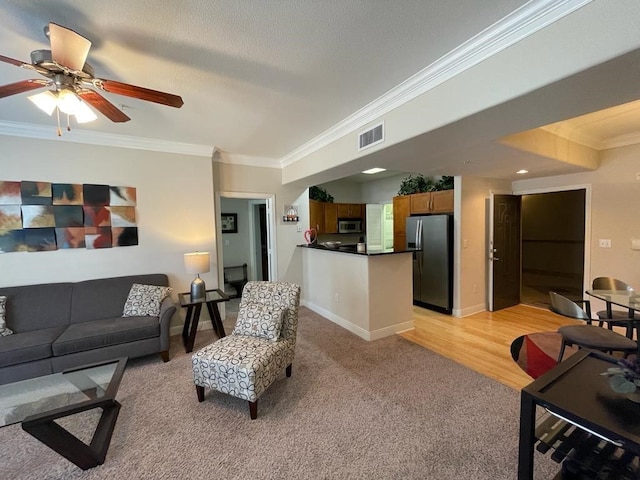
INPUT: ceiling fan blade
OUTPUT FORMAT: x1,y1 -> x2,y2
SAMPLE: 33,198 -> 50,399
49,22 -> 92,72
77,90 -> 131,122
95,79 -> 184,108
0,79 -> 49,98
0,54 -> 32,68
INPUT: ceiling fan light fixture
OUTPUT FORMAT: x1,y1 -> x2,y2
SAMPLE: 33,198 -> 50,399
73,99 -> 98,123
28,90 -> 57,115
57,88 -> 81,115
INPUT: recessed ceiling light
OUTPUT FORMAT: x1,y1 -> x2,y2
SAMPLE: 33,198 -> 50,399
516,169 -> 529,174
361,167 -> 386,175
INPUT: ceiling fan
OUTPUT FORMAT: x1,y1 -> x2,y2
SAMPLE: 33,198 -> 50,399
0,22 -> 183,133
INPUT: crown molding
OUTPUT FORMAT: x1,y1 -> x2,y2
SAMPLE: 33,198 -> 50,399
600,131 -> 640,150
0,120 -> 215,158
213,152 -> 281,169
280,0 -> 593,167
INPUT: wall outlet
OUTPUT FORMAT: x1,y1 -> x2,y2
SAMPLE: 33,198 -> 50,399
297,224 -> 302,232
598,239 -> 611,248
335,293 -> 340,303
224,239 -> 230,246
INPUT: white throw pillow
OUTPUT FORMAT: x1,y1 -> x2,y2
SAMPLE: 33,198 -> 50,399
122,284 -> 172,317
0,295 -> 12,336
232,302 -> 285,341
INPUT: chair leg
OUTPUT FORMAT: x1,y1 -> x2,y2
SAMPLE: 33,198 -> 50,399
160,350 -> 170,362
557,341 -> 567,363
196,385 -> 205,402
249,400 -> 257,420
286,364 -> 292,377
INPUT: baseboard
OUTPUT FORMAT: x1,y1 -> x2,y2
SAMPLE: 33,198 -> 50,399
453,303 -> 487,317
301,300 -> 413,341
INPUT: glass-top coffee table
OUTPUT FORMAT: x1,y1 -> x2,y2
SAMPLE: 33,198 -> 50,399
0,357 -> 127,470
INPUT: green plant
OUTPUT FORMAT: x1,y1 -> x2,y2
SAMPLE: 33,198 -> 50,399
309,185 -> 334,203
397,174 -> 435,195
434,176 -> 454,191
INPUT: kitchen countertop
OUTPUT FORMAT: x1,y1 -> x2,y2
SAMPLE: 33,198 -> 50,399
297,243 -> 417,256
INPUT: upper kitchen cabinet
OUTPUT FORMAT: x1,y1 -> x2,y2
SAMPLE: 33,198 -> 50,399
393,195 -> 410,250
337,203 -> 364,218
409,190 -> 454,215
309,199 -> 325,234
324,203 -> 338,234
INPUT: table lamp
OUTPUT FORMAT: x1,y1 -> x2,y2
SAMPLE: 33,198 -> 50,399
184,252 -> 210,301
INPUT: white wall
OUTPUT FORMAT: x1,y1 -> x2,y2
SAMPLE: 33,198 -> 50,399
0,135 -> 217,329
219,197 -> 251,268
316,178 -> 362,203
361,173 -> 406,204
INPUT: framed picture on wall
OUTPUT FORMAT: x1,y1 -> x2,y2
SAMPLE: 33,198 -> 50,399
221,213 -> 238,233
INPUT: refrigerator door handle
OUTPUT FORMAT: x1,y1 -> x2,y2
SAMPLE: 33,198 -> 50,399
417,219 -> 423,250
414,218 -> 420,249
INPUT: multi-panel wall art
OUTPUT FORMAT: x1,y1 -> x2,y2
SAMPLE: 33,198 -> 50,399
0,181 -> 138,253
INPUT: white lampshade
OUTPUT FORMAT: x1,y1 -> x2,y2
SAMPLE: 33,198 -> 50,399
184,252 -> 210,274
28,89 -> 98,123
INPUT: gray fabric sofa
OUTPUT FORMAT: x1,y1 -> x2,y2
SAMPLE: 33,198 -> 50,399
0,274 -> 176,385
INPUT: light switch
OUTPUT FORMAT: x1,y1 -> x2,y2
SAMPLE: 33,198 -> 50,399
598,239 -> 611,248
632,239 -> 640,250
224,239 -> 230,246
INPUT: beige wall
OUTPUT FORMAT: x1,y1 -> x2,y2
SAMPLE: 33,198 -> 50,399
0,135 -> 217,329
455,176 -> 511,316
213,162 -> 307,287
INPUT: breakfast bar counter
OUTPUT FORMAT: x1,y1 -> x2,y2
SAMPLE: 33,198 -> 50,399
298,244 -> 414,340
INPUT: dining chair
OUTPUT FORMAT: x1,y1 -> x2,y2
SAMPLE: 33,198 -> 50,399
549,292 -> 637,363
592,277 -> 639,339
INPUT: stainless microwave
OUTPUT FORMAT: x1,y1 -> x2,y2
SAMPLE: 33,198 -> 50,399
338,219 -> 363,234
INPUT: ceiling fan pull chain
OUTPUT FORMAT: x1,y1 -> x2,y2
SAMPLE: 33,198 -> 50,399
56,106 -> 61,136
67,113 -> 71,132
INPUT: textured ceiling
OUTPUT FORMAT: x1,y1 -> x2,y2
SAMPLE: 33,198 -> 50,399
0,0 -> 530,160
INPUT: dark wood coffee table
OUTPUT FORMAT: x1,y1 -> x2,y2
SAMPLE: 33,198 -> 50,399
0,357 -> 127,470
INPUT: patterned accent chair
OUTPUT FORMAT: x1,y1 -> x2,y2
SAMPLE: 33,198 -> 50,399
191,281 -> 301,419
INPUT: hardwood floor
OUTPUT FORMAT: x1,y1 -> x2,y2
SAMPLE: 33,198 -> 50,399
399,304 -> 581,391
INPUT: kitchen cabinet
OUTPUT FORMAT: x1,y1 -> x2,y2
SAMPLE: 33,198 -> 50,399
324,203 -> 338,234
393,195 -> 410,251
409,190 -> 454,215
309,199 -> 325,234
337,203 -> 364,218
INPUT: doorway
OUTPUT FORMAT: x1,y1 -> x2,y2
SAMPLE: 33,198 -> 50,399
489,186 -> 589,311
217,193 -> 277,297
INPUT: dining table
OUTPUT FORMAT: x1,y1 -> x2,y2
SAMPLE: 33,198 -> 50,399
586,289 -> 640,354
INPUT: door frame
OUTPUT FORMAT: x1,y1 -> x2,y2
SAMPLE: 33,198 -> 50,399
488,189 -> 512,311
512,183 -> 592,298
216,191 -> 278,291
248,199 -> 267,281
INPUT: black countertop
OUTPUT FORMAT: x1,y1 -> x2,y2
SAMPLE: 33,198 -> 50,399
298,243 -> 417,256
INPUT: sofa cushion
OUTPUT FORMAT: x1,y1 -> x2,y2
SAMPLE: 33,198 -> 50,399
232,302 -> 285,341
0,296 -> 12,336
69,274 -> 169,323
0,283 -> 73,332
0,327 -> 66,368
122,283 -> 172,317
52,316 -> 160,356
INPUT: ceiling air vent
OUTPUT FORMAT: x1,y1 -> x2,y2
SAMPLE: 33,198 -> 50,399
358,122 -> 384,151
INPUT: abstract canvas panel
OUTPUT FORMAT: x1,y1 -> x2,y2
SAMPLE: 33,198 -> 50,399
110,186 -> 137,206
52,183 -> 84,205
83,184 -> 110,206
0,229 -> 25,253
85,227 -> 112,249
0,205 -> 22,230
21,181 -> 52,205
0,181 -> 21,205
112,227 -> 138,247
22,205 -> 55,228
83,206 -> 111,227
53,206 -> 84,227
109,206 -> 136,227
55,227 -> 86,249
24,228 -> 57,252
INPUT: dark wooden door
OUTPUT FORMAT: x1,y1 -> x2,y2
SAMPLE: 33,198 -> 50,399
258,204 -> 269,280
492,194 -> 521,311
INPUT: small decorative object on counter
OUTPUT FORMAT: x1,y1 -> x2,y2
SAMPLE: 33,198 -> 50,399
357,242 -> 366,253
304,228 -> 317,245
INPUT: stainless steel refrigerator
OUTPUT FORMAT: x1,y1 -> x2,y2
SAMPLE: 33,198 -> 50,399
406,214 -> 453,314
